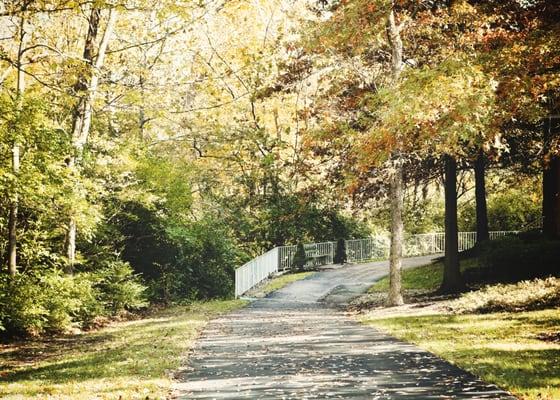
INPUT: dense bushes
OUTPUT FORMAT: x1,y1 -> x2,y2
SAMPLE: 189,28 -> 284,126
478,237 -> 560,282
222,191 -> 370,253
0,262 -> 146,337
459,187 -> 541,232
112,201 -> 241,303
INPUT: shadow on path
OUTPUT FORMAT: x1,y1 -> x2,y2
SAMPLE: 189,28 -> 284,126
173,257 -> 516,399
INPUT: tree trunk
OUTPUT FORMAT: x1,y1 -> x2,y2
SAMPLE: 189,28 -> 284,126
8,16 -> 26,275
543,116 -> 560,239
474,152 -> 489,244
387,164 -> 404,306
66,7 -> 117,270
439,155 -> 465,293
385,7 -> 405,306
8,145 -> 20,276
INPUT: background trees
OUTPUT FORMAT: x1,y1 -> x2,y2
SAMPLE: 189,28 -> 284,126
0,0 -> 557,336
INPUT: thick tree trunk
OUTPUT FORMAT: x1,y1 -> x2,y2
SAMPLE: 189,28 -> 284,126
66,7 -> 116,270
385,7 -> 405,306
439,155 -> 465,293
474,152 -> 489,244
387,164 -> 404,306
543,116 -> 560,239
8,16 -> 26,275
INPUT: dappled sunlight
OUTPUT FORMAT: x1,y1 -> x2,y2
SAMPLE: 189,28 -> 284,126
174,297 -> 515,399
2,376 -> 168,399
1,302 -> 247,399
368,309 -> 560,399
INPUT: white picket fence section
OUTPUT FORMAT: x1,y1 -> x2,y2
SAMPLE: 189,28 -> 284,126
235,230 -> 517,297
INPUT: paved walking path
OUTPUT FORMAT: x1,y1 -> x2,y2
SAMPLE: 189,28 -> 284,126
172,256 -> 516,399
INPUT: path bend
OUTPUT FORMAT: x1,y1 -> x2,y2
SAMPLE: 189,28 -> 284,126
172,256 -> 515,399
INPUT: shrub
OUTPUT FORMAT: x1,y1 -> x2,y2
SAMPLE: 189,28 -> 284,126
292,243 -> 308,272
93,260 -> 148,314
450,277 -> 560,314
334,238 -> 347,264
479,237 -> 560,281
0,261 -> 148,337
0,271 -> 101,336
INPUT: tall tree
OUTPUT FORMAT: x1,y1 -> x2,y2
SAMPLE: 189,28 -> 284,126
66,5 -> 117,269
440,154 -> 465,293
7,13 -> 27,275
386,5 -> 405,306
542,116 -> 560,238
474,152 -> 489,244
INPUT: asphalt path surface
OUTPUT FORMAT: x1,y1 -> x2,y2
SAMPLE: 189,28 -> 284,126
172,256 -> 516,399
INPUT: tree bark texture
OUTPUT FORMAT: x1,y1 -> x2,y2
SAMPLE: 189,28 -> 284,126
543,116 -> 560,239
386,7 -> 405,306
440,155 -> 465,293
8,16 -> 26,275
66,7 -> 116,270
474,152 -> 489,244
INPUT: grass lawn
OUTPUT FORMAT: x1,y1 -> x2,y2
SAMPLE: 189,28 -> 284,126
0,300 -> 247,399
362,309 -> 560,400
246,271 -> 314,298
368,258 -> 478,293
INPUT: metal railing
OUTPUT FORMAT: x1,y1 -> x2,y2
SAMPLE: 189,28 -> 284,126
235,247 -> 280,298
235,230 -> 518,297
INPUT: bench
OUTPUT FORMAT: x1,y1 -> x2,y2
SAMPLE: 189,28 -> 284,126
308,254 -> 330,267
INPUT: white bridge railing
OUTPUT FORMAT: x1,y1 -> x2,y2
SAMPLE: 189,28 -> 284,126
235,230 -> 517,297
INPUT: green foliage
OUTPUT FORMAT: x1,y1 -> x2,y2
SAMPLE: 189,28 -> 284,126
0,265 -> 147,337
450,277 -> 560,314
223,190 -> 369,253
292,243 -> 308,272
459,186 -> 541,232
479,237 -> 560,282
0,271 -> 99,336
109,199 -> 241,302
333,238 -> 346,264
0,93 -> 74,271
93,260 -> 147,314
171,217 -> 240,300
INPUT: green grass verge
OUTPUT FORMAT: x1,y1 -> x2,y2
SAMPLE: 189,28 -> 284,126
368,258 -> 478,293
0,300 -> 247,399
362,309 -> 560,400
247,271 -> 314,298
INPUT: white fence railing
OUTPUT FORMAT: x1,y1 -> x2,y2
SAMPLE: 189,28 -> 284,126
235,247 -> 280,298
235,230 -> 518,297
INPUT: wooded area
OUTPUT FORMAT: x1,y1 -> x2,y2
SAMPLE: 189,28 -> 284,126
0,0 -> 558,337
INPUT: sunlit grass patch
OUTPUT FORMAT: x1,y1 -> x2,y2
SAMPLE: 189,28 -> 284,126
368,258 -> 478,293
362,309 -> 560,400
246,271 -> 314,298
0,300 -> 247,399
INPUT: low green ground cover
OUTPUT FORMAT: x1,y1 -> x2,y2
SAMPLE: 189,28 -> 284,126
246,271 -> 314,298
368,258 -> 478,293
0,300 -> 246,399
